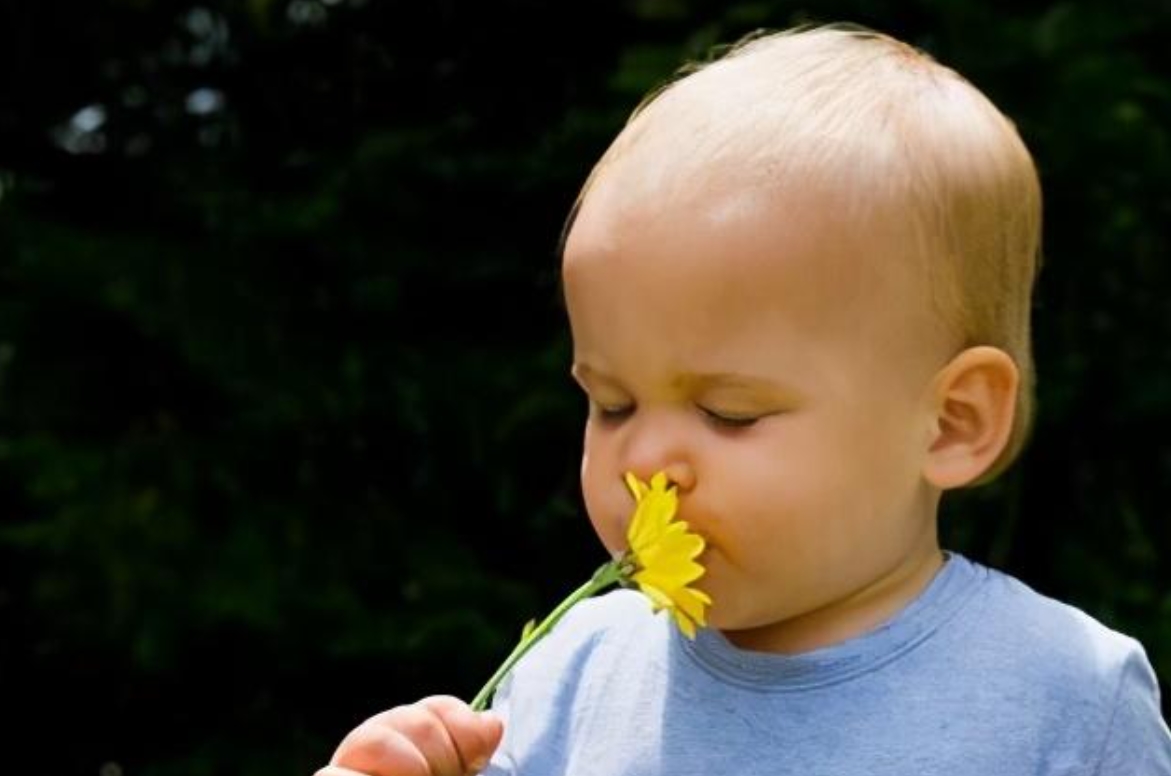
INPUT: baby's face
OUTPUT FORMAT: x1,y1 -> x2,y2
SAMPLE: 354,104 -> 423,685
562,164 -> 958,653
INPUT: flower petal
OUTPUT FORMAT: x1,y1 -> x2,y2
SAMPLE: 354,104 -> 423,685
638,582 -> 675,613
671,608 -> 698,639
622,471 -> 713,639
624,471 -> 647,502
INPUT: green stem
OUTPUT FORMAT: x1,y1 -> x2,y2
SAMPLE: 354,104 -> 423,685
470,560 -> 625,711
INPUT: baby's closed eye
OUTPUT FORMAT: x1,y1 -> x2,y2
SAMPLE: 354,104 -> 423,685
697,405 -> 761,428
592,401 -> 635,423
588,399 -> 769,430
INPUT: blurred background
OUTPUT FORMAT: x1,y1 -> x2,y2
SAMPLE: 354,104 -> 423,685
0,0 -> 1168,773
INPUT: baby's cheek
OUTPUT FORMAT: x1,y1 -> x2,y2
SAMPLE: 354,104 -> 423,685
579,451 -> 614,548
581,485 -> 626,556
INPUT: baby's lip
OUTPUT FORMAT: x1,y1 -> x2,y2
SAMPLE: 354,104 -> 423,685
676,513 -> 710,538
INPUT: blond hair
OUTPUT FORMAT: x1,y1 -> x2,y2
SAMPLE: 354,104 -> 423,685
561,24 -> 1043,487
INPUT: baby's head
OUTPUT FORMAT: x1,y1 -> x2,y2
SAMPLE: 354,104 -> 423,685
560,25 -> 1042,650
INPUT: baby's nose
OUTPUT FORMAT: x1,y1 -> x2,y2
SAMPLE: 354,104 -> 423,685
625,461 -> 696,493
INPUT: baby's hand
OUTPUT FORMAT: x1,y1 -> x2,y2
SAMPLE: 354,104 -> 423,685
315,695 -> 504,776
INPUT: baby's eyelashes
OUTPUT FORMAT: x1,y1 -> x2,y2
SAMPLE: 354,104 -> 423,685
594,403 -> 635,423
588,400 -> 762,429
697,406 -> 760,428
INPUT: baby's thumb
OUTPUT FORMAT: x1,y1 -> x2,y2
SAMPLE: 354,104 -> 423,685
466,711 -> 504,772
419,696 -> 504,774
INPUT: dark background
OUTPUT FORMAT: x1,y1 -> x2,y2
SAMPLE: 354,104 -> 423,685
0,1 -> 1168,774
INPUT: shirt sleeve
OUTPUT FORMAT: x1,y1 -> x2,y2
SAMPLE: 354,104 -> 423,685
1094,641 -> 1171,775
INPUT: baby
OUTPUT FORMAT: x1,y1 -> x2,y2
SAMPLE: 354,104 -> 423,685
317,23 -> 1171,775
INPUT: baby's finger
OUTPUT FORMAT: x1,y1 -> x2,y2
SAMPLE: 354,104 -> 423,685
379,702 -> 469,776
330,720 -> 434,776
419,696 -> 504,772
313,767 -> 370,776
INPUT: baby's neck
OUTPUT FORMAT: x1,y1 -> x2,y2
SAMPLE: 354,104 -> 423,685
722,546 -> 947,655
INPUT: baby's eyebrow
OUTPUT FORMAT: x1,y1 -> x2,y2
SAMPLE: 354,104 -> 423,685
672,372 -> 784,392
572,363 -> 787,392
569,362 -> 607,387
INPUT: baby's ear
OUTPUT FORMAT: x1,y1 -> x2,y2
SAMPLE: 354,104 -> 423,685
922,346 -> 1019,490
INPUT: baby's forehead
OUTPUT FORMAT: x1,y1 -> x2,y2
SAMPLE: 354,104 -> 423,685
563,170 -> 954,399
570,164 -> 898,294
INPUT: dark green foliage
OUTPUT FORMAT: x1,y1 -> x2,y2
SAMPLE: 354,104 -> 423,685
0,1 -> 1168,773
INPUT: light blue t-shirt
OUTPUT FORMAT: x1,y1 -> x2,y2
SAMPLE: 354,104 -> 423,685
483,552 -> 1171,775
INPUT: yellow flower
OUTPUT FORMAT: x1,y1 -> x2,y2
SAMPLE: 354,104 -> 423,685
622,471 -> 713,638
470,469 -> 714,711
